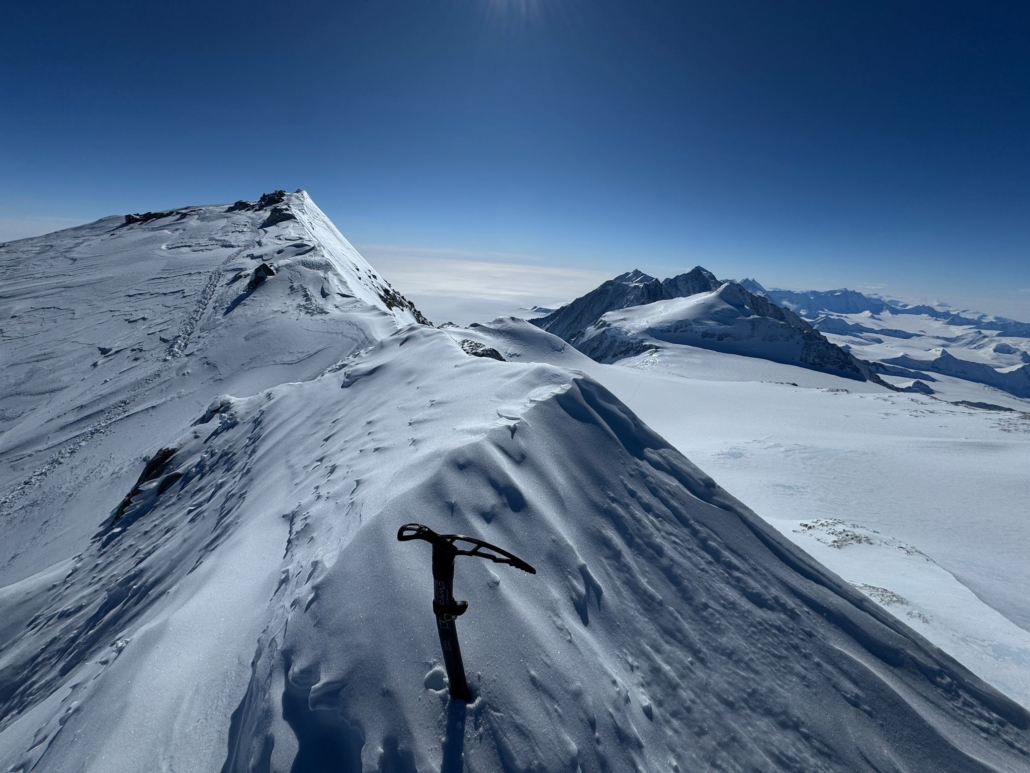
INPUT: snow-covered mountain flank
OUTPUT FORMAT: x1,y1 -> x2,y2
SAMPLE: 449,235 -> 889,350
2,195 -> 1030,771
532,269 -> 888,383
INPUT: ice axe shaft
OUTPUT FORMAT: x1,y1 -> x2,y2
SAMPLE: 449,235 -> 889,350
397,523 -> 536,702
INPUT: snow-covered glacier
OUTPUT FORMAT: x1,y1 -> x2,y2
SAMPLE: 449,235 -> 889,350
1,193 -> 1029,771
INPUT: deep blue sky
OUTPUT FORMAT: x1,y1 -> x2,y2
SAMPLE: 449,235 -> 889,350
2,1 -> 1028,317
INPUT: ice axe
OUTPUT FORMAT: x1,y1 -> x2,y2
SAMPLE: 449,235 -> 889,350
397,523 -> 536,702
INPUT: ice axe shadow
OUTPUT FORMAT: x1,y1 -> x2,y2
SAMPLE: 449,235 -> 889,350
397,523 -> 536,702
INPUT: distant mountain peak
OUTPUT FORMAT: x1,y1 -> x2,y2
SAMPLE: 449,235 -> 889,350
614,269 -> 658,285
533,266 -> 890,384
533,266 -> 726,344
738,277 -> 767,295
662,266 -> 721,299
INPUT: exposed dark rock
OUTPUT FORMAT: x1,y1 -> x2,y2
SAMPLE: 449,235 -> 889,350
261,206 -> 296,228
227,191 -> 287,213
460,340 -> 505,361
661,266 -> 721,299
124,210 -> 177,225
247,263 -> 277,291
902,380 -> 934,394
378,286 -> 432,326
109,447 -> 179,525
738,278 -> 767,294
954,400 -> 1016,412
157,472 -> 184,495
257,190 -> 288,209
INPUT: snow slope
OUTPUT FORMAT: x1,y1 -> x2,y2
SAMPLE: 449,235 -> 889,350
2,202 -> 1030,771
463,317 -> 1030,713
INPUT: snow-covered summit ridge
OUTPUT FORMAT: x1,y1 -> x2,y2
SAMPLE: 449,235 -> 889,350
279,190 -> 431,326
0,190 -> 428,579
612,268 -> 655,285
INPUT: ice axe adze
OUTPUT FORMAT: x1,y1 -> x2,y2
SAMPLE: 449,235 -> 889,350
397,522 -> 536,702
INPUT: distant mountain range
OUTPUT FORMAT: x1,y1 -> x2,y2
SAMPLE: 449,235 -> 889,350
532,270 -> 1030,400
744,280 -> 1030,338
741,281 -> 1030,399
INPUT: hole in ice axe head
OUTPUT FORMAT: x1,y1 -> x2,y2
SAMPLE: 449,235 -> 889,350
397,522 -> 536,702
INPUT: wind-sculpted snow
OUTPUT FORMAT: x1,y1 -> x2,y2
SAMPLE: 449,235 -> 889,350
2,202 -> 1030,771
0,328 -> 1028,770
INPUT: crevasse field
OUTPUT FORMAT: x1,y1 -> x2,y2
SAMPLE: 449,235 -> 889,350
1,192 -> 1029,772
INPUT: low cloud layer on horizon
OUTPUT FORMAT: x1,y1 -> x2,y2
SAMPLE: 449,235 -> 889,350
358,244 -> 612,325
363,243 -> 1030,326
0,217 -> 89,243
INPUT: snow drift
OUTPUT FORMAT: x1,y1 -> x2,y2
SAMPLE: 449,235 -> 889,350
1,195 -> 1029,772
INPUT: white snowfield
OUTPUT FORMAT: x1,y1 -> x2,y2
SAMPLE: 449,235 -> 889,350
1,195 -> 1030,772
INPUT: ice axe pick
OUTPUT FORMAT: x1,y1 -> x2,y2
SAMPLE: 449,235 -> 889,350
397,523 -> 536,702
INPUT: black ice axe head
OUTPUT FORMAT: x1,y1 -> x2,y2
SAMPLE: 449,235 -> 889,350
397,522 -> 536,702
